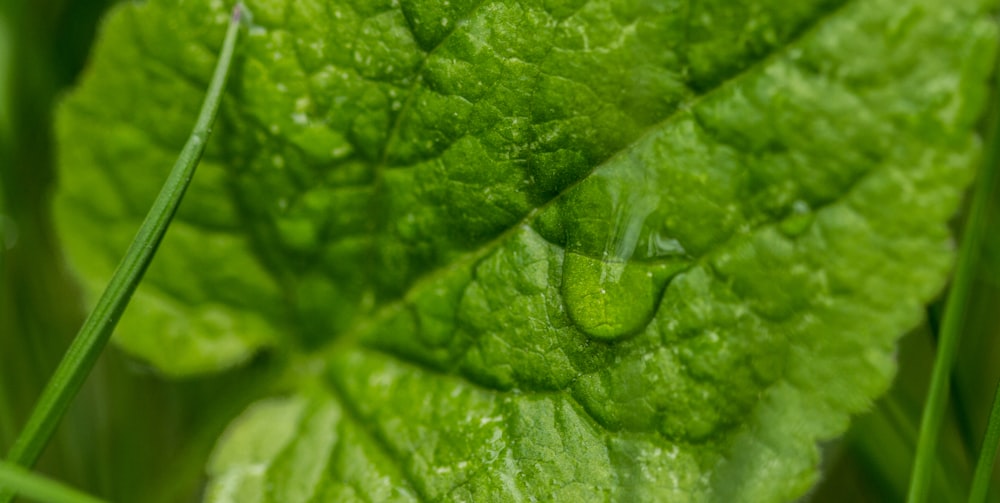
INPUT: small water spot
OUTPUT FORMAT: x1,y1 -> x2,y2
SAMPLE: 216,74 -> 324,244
330,145 -> 352,158
291,113 -> 308,125
272,155 -> 285,168
646,231 -> 686,258
778,199 -> 814,237
442,18 -> 449,27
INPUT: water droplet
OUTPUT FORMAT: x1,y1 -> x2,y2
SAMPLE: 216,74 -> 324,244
552,150 -> 696,341
330,145 -> 352,158
646,231 -> 686,258
562,253 -> 685,341
778,199 -> 814,237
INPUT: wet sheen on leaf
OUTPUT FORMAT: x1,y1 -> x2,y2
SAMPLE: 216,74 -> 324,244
54,0 -> 998,500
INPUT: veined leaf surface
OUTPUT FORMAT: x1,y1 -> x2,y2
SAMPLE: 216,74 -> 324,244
54,0 -> 998,500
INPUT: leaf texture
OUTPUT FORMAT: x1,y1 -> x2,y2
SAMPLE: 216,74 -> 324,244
54,0 -> 998,500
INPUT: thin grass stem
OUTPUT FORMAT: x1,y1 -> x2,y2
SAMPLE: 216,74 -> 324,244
0,460 -> 107,503
907,53 -> 1000,503
969,378 -> 1000,503
0,6 -> 244,502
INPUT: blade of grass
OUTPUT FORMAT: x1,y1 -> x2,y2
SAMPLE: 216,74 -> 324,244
0,460 -> 107,503
907,50 -> 1000,503
969,378 -> 1000,503
0,4 -> 244,500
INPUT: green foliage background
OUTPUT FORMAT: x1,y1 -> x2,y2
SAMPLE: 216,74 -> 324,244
0,0 -> 998,501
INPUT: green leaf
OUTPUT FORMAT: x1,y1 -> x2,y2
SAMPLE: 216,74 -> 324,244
54,0 -> 998,500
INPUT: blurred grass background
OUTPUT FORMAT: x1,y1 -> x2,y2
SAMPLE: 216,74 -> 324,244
0,1 -> 997,501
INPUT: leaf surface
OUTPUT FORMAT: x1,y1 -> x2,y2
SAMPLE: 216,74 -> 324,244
54,0 -> 998,500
